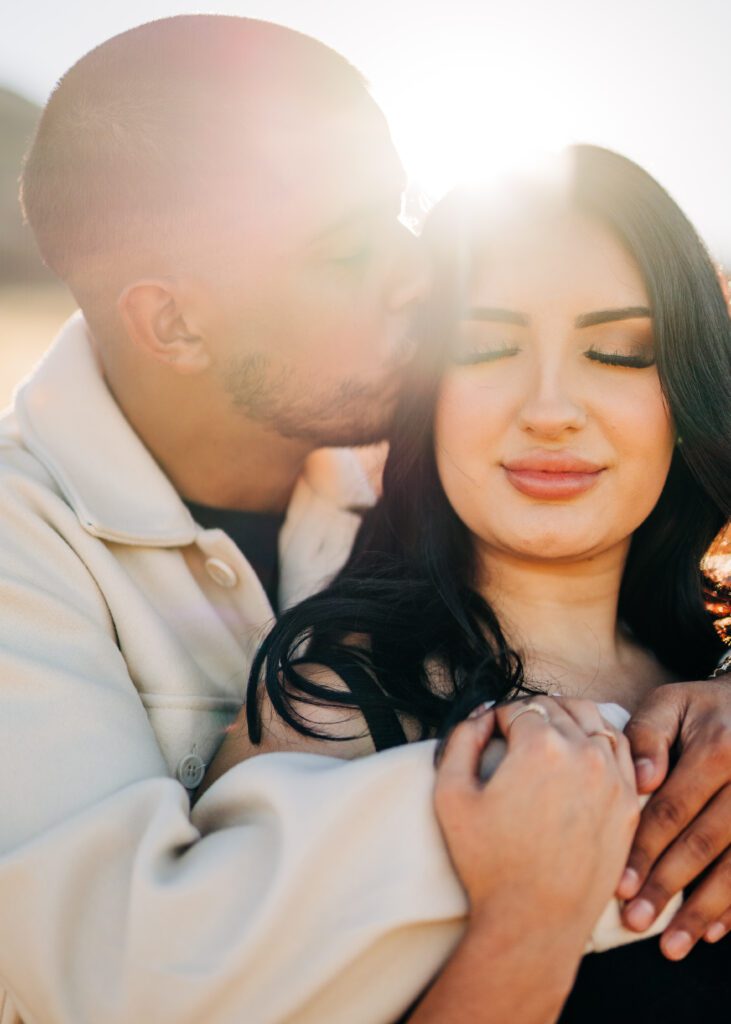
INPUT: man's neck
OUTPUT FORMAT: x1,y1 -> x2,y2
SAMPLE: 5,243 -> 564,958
159,429 -> 311,514
102,357 -> 313,515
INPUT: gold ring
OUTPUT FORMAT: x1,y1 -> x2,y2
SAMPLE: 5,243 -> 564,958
507,701 -> 551,731
588,728 -> 618,751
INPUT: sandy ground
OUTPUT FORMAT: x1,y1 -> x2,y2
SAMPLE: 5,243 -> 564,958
0,285 -> 76,407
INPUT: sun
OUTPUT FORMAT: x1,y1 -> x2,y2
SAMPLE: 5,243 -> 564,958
370,39 -> 577,209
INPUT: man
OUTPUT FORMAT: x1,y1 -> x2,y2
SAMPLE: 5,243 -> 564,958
0,14 -> 729,1023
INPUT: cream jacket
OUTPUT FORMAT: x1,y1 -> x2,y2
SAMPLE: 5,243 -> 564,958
0,314 -> 466,1024
0,314 -> 677,1024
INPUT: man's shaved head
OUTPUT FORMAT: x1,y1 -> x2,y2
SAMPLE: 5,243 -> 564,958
20,15 -> 424,457
21,15 -> 369,283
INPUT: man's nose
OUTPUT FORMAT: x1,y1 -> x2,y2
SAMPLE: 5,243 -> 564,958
385,226 -> 430,313
517,365 -> 587,437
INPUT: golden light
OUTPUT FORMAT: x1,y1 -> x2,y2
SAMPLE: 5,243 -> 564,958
370,33 -> 577,205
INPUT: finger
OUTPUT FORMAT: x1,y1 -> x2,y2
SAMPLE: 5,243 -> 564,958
606,723 -> 636,789
657,847 -> 731,960
622,784 -> 731,929
496,697 -> 587,747
619,741 -> 728,902
436,711 -> 496,789
553,697 -> 632,778
625,688 -> 687,794
704,906 -> 731,945
551,696 -> 607,733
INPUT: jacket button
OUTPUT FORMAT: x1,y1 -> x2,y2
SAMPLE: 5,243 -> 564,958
204,557 -> 238,588
176,754 -> 206,790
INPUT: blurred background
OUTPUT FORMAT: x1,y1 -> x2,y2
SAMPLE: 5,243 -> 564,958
1,0 -> 729,406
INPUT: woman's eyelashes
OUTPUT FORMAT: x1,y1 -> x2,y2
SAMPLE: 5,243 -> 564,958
453,344 -> 521,365
454,344 -> 656,369
585,348 -> 656,368
453,321 -> 522,364
453,323 -> 656,369
580,320 -> 656,368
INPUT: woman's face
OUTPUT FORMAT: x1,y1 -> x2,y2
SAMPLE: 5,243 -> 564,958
434,210 -> 675,566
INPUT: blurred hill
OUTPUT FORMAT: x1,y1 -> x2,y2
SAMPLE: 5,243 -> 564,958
0,86 -> 51,284
0,87 -> 74,406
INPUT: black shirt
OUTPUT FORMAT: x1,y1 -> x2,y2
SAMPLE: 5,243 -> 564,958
559,929 -> 730,1022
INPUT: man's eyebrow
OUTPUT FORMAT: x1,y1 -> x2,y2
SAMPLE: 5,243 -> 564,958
464,307 -> 530,326
575,306 -> 652,328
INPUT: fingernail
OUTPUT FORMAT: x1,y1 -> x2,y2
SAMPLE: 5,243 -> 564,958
705,922 -> 726,943
662,930 -> 692,960
468,700 -> 495,720
625,898 -> 656,931
634,758 -> 655,788
618,867 -> 641,899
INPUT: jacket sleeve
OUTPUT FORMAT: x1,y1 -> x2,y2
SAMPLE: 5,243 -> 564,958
0,480 -> 466,1024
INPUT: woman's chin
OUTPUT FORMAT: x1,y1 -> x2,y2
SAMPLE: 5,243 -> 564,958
474,522 -> 627,565
515,541 -> 609,563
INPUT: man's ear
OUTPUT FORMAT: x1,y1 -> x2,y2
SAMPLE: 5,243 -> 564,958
117,280 -> 211,374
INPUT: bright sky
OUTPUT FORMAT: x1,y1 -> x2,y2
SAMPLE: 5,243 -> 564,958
2,0 -> 729,260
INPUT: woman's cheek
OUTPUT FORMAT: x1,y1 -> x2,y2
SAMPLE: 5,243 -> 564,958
601,376 -> 673,464
597,377 -> 674,522
435,374 -> 506,473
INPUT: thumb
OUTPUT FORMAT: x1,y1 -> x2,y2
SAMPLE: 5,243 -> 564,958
625,692 -> 684,793
436,710 -> 496,787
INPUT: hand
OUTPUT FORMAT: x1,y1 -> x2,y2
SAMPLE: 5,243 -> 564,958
434,698 -> 639,953
619,678 -> 731,959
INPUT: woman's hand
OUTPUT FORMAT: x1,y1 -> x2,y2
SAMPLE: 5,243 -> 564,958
435,697 -> 639,967
403,698 -> 638,1024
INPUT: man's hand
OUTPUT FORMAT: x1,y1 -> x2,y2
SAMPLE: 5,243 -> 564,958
619,678 -> 731,960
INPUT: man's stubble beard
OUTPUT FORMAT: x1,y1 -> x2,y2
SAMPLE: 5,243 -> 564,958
220,349 -> 406,447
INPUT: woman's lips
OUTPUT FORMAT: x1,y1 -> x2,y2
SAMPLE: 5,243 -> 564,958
502,454 -> 605,500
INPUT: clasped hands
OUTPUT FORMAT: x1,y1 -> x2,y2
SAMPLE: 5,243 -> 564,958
504,679 -> 731,960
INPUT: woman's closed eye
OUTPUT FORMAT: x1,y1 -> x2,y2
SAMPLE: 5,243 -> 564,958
584,346 -> 656,368
453,344 -> 521,366
580,320 -> 656,368
453,322 -> 522,365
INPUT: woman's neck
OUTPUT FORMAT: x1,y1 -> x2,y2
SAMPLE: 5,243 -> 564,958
477,541 -> 673,711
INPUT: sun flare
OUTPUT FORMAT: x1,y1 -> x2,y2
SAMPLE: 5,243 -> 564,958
372,36 -> 576,206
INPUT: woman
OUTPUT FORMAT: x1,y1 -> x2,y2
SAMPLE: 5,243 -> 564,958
204,146 -> 731,1020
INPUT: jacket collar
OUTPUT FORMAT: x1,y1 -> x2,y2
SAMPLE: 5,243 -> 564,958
14,312 -> 377,547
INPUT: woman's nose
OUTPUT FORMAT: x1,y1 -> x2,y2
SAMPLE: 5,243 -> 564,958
517,366 -> 587,438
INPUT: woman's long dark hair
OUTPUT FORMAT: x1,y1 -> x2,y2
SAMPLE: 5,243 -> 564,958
248,145 -> 731,749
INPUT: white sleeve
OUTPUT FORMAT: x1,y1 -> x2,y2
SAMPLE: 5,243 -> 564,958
0,751 -> 465,1024
0,489 -> 464,1024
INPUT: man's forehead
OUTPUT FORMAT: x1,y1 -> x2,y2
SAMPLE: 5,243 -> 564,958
211,98 -> 406,247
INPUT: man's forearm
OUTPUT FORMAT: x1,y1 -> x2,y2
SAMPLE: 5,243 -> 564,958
1,746 -> 467,1024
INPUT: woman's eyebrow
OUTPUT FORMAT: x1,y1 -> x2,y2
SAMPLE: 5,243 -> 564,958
575,306 -> 651,328
465,307 -> 529,325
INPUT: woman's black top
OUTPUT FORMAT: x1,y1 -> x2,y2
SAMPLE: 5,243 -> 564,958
321,652 -> 731,1022
560,928 -> 729,1022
